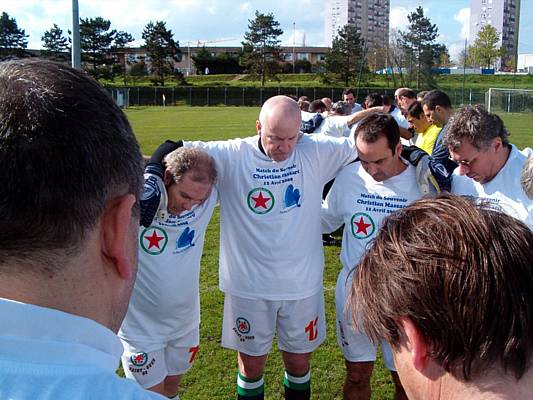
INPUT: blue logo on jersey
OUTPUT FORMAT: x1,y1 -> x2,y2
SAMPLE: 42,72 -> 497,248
284,184 -> 301,208
176,227 -> 195,250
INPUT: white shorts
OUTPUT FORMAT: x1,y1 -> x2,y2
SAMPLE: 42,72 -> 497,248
222,292 -> 326,356
121,327 -> 200,389
335,268 -> 396,371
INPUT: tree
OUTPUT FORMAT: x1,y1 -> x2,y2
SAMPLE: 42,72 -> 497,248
0,12 -> 28,59
399,6 -> 439,89
470,25 -> 504,69
191,45 -> 214,74
113,31 -> 134,85
80,17 -> 116,77
324,24 -> 366,86
142,21 -> 181,86
41,24 -> 69,60
240,10 -> 283,87
433,43 -> 452,68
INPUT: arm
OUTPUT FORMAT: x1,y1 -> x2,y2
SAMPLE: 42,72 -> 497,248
140,140 -> 183,227
346,107 -> 384,127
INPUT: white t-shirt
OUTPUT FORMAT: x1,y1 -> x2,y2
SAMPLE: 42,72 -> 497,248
389,105 -> 409,129
452,144 -> 533,229
185,134 -> 357,300
119,186 -> 218,343
0,299 -> 165,399
315,115 -> 352,137
322,160 -> 421,275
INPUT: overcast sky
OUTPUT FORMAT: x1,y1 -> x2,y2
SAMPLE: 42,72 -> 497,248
1,0 -> 532,63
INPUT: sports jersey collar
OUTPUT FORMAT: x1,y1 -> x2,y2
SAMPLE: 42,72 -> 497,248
0,298 -> 123,370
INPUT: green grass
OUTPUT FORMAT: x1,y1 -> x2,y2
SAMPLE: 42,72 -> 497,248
107,72 -> 533,91
125,106 -> 532,400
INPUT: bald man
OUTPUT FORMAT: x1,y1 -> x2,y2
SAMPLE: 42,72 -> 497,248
184,95 -> 357,400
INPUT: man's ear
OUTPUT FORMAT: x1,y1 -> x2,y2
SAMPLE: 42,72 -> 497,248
400,317 -> 429,372
101,193 -> 137,281
256,120 -> 262,136
163,169 -> 173,186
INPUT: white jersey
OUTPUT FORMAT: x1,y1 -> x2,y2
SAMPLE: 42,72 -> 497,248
119,185 -> 218,343
315,115 -> 352,137
452,144 -> 533,229
322,160 -> 421,275
185,134 -> 357,300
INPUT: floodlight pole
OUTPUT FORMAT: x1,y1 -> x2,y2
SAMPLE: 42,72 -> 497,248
71,0 -> 81,69
292,22 -> 296,73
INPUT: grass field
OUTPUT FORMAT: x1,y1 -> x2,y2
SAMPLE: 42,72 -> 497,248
125,106 -> 532,400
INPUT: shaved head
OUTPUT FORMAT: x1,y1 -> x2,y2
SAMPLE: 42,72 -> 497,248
256,96 -> 301,162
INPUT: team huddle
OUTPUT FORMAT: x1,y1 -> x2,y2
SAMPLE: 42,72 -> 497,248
1,59 -> 532,400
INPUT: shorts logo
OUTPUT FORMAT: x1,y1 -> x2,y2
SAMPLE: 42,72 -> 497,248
130,352 -> 148,367
247,188 -> 274,214
236,317 -> 251,334
140,227 -> 168,255
351,212 -> 375,239
233,317 -> 255,342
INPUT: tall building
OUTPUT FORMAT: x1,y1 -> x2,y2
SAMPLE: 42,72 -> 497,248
325,0 -> 390,68
469,0 -> 521,70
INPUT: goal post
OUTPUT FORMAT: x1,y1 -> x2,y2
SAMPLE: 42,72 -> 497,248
485,88 -> 533,113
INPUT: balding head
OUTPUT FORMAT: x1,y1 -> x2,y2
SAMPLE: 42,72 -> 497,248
256,96 -> 301,162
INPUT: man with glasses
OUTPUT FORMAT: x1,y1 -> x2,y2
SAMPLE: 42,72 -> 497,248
445,105 -> 532,228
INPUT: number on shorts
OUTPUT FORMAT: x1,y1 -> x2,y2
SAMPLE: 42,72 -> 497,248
305,317 -> 319,341
188,345 -> 199,363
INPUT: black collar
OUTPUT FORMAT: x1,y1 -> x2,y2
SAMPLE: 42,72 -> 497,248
258,137 -> 267,156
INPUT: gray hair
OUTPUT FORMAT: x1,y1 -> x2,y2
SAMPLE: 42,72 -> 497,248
443,105 -> 509,151
164,147 -> 217,185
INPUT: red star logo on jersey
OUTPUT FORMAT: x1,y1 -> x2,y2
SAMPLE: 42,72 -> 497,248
354,216 -> 372,235
252,191 -> 271,209
351,212 -> 375,239
146,230 -> 164,249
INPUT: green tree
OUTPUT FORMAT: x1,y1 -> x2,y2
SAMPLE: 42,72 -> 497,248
324,24 -> 366,86
470,25 -> 503,69
191,45 -> 214,74
433,43 -> 451,68
80,17 -> 116,77
400,6 -> 439,89
113,31 -> 134,85
41,24 -> 69,60
0,12 -> 28,59
240,10 -> 283,87
142,21 -> 181,86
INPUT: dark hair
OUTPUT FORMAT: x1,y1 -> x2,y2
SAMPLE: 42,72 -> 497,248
342,88 -> 355,97
309,99 -> 326,113
354,113 -> 400,152
421,90 -> 451,110
443,104 -> 509,150
406,101 -> 424,119
351,194 -> 533,381
417,90 -> 429,100
331,101 -> 352,115
0,59 -> 143,270
364,93 -> 383,108
298,99 -> 310,111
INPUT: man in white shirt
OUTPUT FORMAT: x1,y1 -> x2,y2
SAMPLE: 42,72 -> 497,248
184,95 -> 357,400
444,105 -> 533,228
0,59 -> 165,399
522,152 -> 533,199
343,88 -> 363,113
120,147 -> 217,398
322,113 -> 418,400
351,194 -> 533,400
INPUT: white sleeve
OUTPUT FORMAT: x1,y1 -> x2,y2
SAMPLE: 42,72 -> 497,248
321,179 -> 344,233
316,136 -> 357,183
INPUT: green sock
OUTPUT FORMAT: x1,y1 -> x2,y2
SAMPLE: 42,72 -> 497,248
237,372 -> 264,400
283,370 -> 311,400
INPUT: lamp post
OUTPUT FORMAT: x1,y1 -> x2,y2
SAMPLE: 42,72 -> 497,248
71,0 -> 81,69
292,22 -> 296,73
